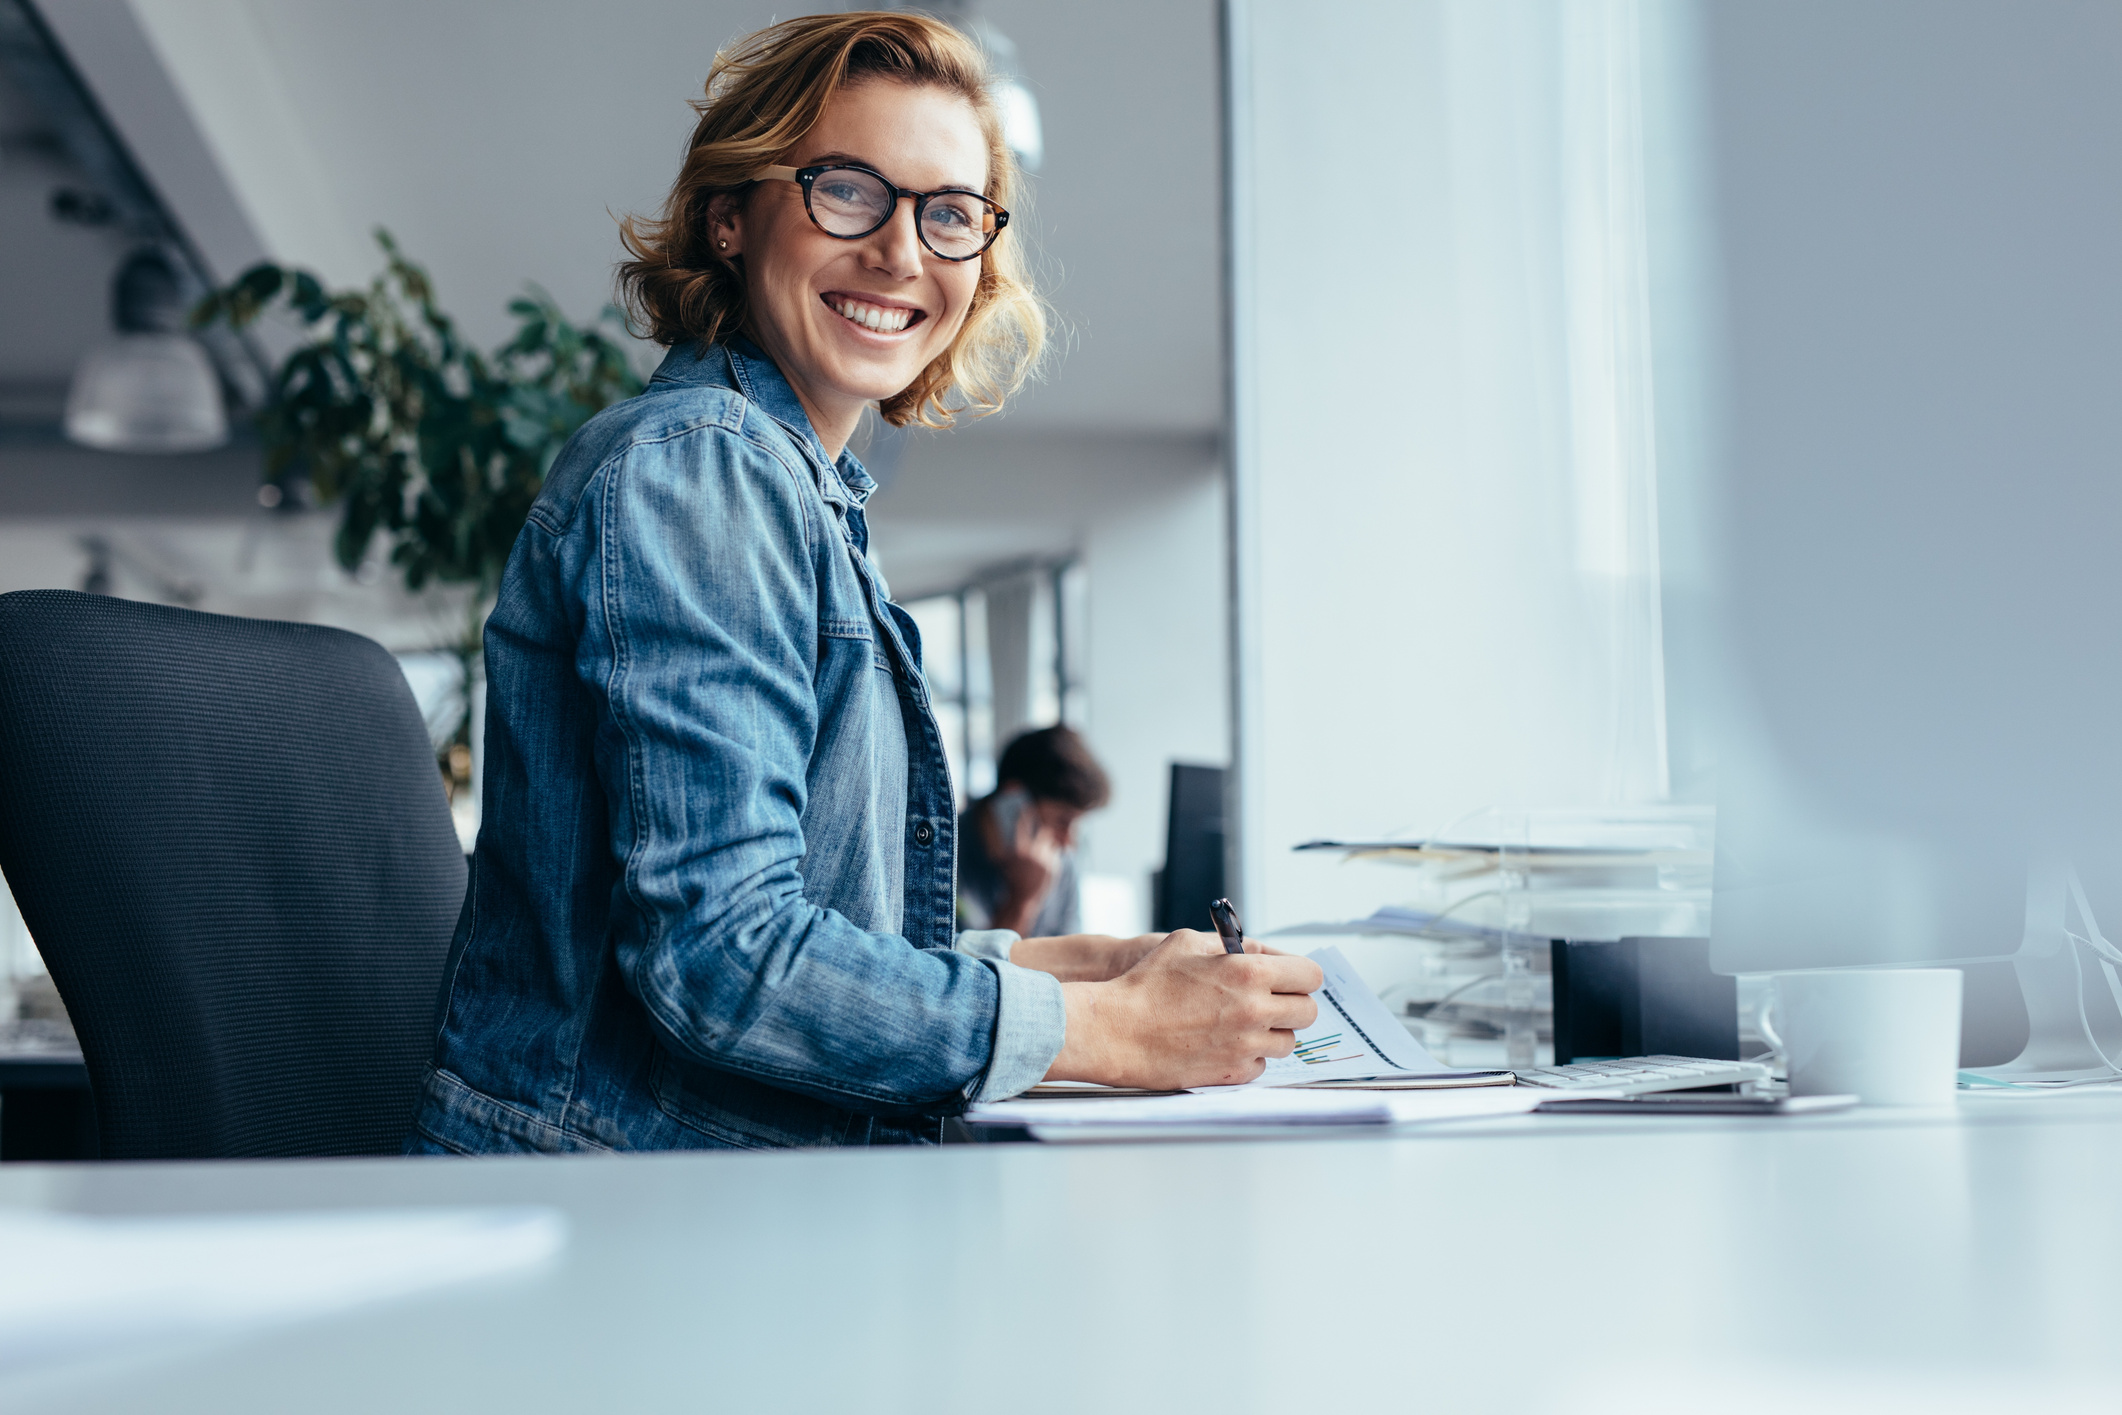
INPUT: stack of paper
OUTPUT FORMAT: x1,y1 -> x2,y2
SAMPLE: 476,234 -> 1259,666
969,1084 -> 1550,1138
982,1088 -> 1397,1129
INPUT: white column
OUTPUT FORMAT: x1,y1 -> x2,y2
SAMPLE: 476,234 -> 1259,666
1227,0 -> 1678,928
983,573 -> 1036,751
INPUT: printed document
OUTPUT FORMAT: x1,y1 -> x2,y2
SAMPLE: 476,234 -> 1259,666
1242,945 -> 1501,1087
999,945 -> 1510,1119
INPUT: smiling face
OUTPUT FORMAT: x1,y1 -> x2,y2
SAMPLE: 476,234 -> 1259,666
713,79 -> 991,455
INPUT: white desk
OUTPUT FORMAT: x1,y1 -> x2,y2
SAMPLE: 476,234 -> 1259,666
6,1093 -> 2122,1414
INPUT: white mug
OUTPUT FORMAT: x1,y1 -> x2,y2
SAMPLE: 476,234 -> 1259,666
1763,969 -> 1963,1106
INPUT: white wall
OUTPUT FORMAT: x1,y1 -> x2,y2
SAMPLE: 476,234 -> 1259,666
1228,0 -> 1682,929
107,0 -> 782,311
1077,466 -> 1229,928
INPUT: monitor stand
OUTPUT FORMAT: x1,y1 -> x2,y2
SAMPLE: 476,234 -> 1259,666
1962,864 -> 2122,1085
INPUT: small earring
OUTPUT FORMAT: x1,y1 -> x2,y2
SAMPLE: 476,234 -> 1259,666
718,240 -> 729,251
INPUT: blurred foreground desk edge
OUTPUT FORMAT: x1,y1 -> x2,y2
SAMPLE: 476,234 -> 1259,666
5,1091 -> 2122,1413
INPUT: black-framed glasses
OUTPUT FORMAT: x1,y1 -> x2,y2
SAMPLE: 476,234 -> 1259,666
754,163 -> 1009,262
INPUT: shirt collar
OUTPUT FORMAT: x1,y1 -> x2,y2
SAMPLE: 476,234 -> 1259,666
648,338 -> 876,509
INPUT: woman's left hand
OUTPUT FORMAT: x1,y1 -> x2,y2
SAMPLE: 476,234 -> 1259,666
1011,931 -> 1290,982
1009,932 -> 1168,983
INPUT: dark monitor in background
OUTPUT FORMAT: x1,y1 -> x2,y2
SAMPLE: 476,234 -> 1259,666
1152,764 -> 1225,934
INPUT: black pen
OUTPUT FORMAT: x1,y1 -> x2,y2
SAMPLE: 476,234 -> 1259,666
1208,897 -> 1247,955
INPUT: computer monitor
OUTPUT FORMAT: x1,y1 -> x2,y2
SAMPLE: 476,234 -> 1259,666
1691,4 -> 2122,1077
1152,763 -> 1225,934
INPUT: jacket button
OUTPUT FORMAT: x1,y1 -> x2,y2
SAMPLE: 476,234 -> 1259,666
912,820 -> 935,847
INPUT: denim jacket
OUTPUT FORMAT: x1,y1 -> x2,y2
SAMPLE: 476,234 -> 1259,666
407,340 -> 1066,1153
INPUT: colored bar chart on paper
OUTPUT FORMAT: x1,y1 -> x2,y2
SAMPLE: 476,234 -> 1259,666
1249,946 -> 1506,1088
1290,1032 -> 1363,1066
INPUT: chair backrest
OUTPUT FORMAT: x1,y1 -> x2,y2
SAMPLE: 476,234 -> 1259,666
0,590 -> 466,1159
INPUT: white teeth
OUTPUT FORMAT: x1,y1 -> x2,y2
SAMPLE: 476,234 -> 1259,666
829,296 -> 914,333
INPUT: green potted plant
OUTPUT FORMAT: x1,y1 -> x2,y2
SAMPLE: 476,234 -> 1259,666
194,231 -> 642,798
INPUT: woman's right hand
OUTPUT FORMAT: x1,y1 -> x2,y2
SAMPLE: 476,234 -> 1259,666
1042,930 -> 1324,1090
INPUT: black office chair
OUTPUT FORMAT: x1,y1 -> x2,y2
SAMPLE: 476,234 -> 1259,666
0,589 -> 466,1159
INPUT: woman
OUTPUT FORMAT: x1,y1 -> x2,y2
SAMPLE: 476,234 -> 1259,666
408,11 -> 1318,1154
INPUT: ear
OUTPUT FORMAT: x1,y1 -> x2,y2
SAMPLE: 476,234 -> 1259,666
706,190 -> 746,259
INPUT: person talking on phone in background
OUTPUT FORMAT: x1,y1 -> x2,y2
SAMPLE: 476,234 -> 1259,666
957,726 -> 1108,938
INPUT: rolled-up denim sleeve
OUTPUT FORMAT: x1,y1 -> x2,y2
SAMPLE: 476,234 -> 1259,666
954,930 -> 1067,1101
580,427 -> 1010,1116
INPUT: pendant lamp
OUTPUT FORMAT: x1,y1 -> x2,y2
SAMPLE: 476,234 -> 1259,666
64,247 -> 229,454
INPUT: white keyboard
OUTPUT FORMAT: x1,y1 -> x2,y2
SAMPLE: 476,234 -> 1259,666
1512,1055 -> 1771,1096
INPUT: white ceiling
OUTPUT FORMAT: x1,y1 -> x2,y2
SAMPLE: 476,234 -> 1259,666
77,0 -> 1224,435
0,44 -> 134,395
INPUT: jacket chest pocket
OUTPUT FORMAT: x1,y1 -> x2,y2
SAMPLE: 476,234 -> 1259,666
819,616 -> 889,667
822,528 -> 916,686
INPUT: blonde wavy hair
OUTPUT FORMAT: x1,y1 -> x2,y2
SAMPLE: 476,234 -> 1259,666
617,11 -> 1046,429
